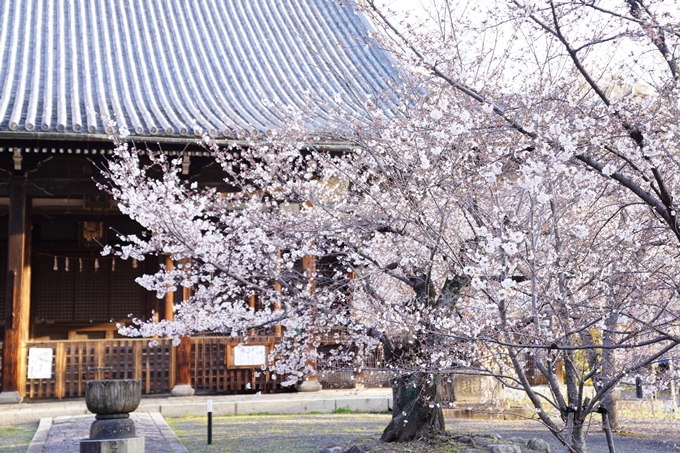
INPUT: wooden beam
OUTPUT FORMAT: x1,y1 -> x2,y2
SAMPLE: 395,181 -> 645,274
1,177 -> 31,399
21,180 -> 106,197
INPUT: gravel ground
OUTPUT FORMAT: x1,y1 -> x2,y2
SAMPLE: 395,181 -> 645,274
0,423 -> 38,453
168,413 -> 680,453
4,412 -> 675,453
449,416 -> 680,453
167,413 -> 395,453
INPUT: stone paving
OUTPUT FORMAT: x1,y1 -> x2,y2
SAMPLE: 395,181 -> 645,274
0,389 -> 391,453
27,412 -> 187,453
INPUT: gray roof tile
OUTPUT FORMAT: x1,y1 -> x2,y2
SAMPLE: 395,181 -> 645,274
0,0 -> 398,138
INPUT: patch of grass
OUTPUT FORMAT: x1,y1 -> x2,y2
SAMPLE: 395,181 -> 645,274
0,424 -> 38,453
617,430 -> 646,438
333,407 -> 360,414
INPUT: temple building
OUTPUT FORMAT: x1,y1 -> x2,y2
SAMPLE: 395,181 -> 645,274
0,0 -> 397,402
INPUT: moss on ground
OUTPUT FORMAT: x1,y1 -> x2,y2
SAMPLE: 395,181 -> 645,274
0,424 -> 37,453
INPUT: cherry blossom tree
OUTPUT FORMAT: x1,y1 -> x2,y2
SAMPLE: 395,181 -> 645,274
101,1 -> 680,451
349,0 -> 680,449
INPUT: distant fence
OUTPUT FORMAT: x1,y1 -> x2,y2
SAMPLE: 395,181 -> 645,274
6,334 -> 472,399
318,345 -> 393,390
22,336 -> 288,399
24,339 -> 174,399
191,336 -> 282,394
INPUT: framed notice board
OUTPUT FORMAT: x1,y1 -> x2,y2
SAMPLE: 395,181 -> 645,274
226,343 -> 273,369
27,348 -> 53,379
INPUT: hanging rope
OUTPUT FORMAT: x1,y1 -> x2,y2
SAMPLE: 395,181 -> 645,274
40,253 -> 136,273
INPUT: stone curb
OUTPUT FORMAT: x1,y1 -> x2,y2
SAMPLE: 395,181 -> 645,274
0,407 -> 90,427
149,412 -> 189,453
160,396 -> 391,418
0,390 -> 394,427
26,417 -> 52,453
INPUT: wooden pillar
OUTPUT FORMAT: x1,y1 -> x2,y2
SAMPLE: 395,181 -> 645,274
164,256 -> 174,322
177,337 -> 192,384
162,256 -> 177,387
182,286 -> 191,305
171,336 -> 194,397
273,287 -> 283,337
249,295 -> 256,336
1,177 -> 31,403
298,255 -> 322,392
273,251 -> 283,337
170,259 -> 194,396
145,255 -> 160,321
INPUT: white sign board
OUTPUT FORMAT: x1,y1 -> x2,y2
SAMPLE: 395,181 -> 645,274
27,348 -> 53,379
233,345 -> 267,366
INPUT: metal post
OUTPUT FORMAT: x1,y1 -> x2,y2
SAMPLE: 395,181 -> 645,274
207,399 -> 213,445
635,376 -> 643,399
599,406 -> 616,453
670,358 -> 677,410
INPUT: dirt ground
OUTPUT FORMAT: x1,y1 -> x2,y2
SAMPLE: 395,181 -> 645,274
448,416 -> 680,453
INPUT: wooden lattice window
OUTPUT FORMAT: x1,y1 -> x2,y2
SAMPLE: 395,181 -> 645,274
32,255 -> 146,323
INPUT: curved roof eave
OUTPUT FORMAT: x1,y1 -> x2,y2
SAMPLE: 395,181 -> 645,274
0,0 -> 400,141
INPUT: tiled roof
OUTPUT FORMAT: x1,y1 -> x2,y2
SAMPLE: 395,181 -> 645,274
0,0 -> 397,140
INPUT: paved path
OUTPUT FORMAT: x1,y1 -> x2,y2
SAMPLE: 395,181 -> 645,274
27,412 -> 187,453
6,390 -> 390,453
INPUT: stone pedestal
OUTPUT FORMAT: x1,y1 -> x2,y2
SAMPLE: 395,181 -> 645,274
80,437 -> 145,453
81,380 -> 144,453
170,384 -> 195,397
89,417 -> 137,439
0,391 -> 22,404
298,379 -> 323,392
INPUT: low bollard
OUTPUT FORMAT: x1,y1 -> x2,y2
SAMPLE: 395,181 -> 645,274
636,376 -> 643,399
207,399 -> 213,445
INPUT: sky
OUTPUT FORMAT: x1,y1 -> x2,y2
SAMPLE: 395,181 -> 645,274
362,0 -> 668,90
374,0 -> 429,21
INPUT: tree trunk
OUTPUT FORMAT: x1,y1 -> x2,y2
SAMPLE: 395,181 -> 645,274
601,313 -> 620,430
600,389 -> 619,431
380,372 -> 446,442
570,421 -> 587,453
